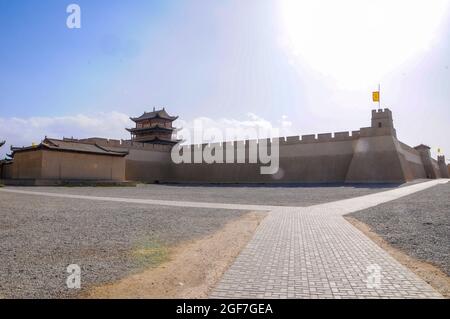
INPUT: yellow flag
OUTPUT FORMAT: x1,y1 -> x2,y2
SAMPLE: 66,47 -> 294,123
438,148 -> 441,154
372,91 -> 380,102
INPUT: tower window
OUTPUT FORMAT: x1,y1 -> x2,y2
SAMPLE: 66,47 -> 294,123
378,122 -> 382,128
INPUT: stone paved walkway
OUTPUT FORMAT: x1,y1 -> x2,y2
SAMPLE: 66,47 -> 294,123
211,180 -> 448,299
1,179 -> 447,298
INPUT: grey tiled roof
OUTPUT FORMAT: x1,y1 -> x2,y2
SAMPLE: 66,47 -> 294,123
12,138 -> 128,157
130,108 -> 178,122
126,124 -> 175,133
132,136 -> 180,145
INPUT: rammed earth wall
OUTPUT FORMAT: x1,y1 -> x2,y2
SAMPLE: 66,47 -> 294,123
2,109 -> 447,184
112,109 -> 445,184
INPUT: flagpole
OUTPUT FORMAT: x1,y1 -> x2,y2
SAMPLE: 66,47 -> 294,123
378,83 -> 381,109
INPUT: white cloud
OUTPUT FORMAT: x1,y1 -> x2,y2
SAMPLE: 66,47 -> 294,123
0,112 -> 133,158
175,112 -> 296,144
0,112 -> 295,158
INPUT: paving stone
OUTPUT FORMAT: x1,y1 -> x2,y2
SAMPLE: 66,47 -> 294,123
211,180 -> 447,299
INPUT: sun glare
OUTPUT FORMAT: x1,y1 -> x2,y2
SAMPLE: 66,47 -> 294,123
279,0 -> 449,89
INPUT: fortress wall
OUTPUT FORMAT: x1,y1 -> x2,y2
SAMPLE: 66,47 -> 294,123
437,156 -> 449,178
7,149 -> 125,181
8,109 -> 443,184
345,135 -> 409,183
124,148 -> 172,182
11,150 -> 43,179
397,141 -> 427,180
1,162 -> 13,179
431,158 -> 442,178
64,132 -> 365,184
77,139 -> 173,182
40,150 -> 126,180
416,148 -> 439,179
164,132 -> 357,183
62,137 -> 172,182
398,142 -> 422,163
277,139 -> 356,183
360,127 -> 396,137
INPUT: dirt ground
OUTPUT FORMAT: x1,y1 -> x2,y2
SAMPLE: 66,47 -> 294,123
345,216 -> 450,298
86,212 -> 266,298
0,191 -> 249,298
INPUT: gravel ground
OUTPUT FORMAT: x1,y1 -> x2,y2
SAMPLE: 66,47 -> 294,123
348,182 -> 450,276
5,181 -> 423,207
0,192 -> 246,298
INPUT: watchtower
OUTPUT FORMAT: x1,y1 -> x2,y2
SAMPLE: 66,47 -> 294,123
370,108 -> 396,137
437,155 -> 449,178
126,108 -> 179,145
371,108 -> 394,129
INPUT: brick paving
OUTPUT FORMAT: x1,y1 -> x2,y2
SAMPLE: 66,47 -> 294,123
1,179 -> 447,298
211,180 -> 448,299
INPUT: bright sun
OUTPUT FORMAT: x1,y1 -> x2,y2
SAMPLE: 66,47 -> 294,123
279,0 -> 449,89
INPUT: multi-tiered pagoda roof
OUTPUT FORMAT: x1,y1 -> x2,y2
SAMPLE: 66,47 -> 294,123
130,108 -> 178,122
126,108 -> 179,145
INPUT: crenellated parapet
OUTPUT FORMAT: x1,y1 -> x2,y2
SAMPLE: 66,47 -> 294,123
371,108 -> 392,117
183,130 -> 361,151
63,109 -> 401,156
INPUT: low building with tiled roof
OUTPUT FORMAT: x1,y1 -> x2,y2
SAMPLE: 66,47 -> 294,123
6,138 -> 128,183
11,138 -> 129,157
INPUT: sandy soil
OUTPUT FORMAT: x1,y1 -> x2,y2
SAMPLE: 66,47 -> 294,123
86,212 -> 266,298
345,216 -> 450,298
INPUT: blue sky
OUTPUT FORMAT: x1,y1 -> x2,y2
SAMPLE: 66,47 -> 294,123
0,0 -> 449,160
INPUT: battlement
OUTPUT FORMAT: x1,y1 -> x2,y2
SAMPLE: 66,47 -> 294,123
437,155 -> 446,163
59,108 -> 399,155
372,108 -> 393,118
183,108 -> 395,148
183,130 -> 361,151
